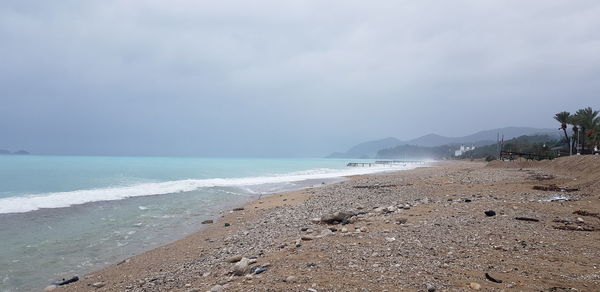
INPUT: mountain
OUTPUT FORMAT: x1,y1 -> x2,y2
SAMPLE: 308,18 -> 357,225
328,127 -> 561,158
328,137 -> 402,158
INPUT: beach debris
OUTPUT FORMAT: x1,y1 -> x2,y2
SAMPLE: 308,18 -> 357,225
544,196 -> 570,202
574,210 -> 600,219
251,266 -> 268,274
227,255 -> 243,263
533,184 -> 579,192
52,276 -> 79,286
484,210 -> 496,217
515,217 -> 540,222
90,282 -> 106,288
320,211 -> 354,224
469,282 -> 481,290
554,225 -> 595,232
201,220 -> 214,224
395,218 -> 408,224
385,237 -> 396,242
232,207 -> 245,211
301,236 -> 315,241
530,173 -> 555,181
117,258 -> 132,266
485,273 -> 503,283
307,288 -> 318,292
353,184 -> 396,189
232,257 -> 251,276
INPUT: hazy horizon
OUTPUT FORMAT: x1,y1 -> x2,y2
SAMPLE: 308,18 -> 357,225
2,1 -> 600,157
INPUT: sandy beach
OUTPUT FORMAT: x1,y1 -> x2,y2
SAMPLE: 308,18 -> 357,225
58,156 -> 600,292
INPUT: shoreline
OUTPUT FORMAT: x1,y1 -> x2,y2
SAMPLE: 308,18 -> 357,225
60,158 -> 600,291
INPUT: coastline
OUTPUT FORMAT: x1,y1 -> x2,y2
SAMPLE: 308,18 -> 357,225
61,158 -> 600,291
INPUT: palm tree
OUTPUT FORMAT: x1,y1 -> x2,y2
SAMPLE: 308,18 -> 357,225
573,107 -> 600,154
554,111 -> 571,143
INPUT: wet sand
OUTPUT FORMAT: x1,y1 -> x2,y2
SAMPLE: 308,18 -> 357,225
60,157 -> 600,291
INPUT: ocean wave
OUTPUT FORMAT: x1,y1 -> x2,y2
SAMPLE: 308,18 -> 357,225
0,164 -> 419,214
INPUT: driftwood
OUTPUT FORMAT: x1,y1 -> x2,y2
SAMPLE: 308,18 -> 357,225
515,217 -> 540,222
533,184 -> 579,192
485,273 -> 503,283
574,210 -> 600,219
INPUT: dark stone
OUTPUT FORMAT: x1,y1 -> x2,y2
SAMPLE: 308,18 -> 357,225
484,210 -> 496,217
464,199 -> 472,203
224,223 -> 231,227
52,276 -> 79,286
201,220 -> 214,224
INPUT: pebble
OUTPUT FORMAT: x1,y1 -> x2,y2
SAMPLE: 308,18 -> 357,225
233,257 -> 251,276
360,226 -> 368,232
469,282 -> 481,290
341,227 -> 349,233
90,282 -> 106,288
577,217 -> 584,223
285,276 -> 297,283
210,284 -> 224,292
227,255 -> 243,263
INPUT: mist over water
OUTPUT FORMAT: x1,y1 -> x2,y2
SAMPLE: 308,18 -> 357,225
0,155 -> 420,291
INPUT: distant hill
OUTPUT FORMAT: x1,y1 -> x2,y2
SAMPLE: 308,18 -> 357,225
376,134 -> 559,160
328,137 -> 402,158
328,127 -> 561,158
0,149 -> 30,155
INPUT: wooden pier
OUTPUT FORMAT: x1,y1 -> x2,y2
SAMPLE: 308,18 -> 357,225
347,160 -> 425,167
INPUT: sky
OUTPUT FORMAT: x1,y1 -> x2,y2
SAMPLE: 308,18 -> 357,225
1,1 -> 600,157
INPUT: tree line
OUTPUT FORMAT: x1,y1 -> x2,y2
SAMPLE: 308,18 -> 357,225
554,107 -> 600,154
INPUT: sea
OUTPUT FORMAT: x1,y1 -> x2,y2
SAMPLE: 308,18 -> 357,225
0,155 -> 420,291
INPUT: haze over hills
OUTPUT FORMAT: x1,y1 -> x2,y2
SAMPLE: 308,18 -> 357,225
328,127 -> 561,158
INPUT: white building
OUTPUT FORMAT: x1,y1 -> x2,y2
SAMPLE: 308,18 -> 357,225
455,144 -> 475,157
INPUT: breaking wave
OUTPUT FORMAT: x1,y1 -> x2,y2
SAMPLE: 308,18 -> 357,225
0,164 -> 418,214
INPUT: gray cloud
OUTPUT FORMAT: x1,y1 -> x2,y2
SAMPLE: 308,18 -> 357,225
1,0 -> 599,156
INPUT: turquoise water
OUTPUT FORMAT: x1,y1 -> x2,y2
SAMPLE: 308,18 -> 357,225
0,155 -> 415,291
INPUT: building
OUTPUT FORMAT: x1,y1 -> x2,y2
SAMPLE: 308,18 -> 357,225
454,144 -> 475,157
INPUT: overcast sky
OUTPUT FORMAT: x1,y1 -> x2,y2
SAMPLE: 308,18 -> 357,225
1,1 -> 599,157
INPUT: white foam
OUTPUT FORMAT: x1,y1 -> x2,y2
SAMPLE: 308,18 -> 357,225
0,163 -> 423,214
